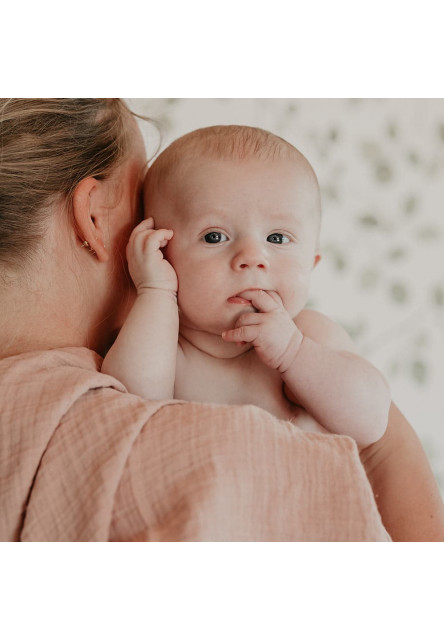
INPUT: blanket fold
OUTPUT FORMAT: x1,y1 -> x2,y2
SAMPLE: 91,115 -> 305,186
0,348 -> 389,541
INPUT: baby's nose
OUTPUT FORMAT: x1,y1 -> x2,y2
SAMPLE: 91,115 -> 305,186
231,239 -> 269,271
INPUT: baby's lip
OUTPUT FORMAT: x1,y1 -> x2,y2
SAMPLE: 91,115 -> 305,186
227,295 -> 255,305
234,288 -> 267,298
227,289 -> 269,305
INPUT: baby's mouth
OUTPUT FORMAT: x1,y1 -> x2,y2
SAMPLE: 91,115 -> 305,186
226,296 -> 255,305
227,288 -> 267,306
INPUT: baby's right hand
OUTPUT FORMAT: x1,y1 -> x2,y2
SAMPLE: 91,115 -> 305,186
126,218 -> 178,294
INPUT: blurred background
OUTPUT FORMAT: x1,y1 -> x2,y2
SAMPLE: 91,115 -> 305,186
129,99 -> 444,496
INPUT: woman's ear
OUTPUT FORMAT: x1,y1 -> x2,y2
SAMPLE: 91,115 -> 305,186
72,177 -> 110,262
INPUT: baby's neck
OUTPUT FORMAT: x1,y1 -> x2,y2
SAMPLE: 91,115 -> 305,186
178,325 -> 251,360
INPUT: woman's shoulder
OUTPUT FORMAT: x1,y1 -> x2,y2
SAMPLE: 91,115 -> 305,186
0,346 -> 170,542
294,308 -> 356,351
0,346 -> 126,390
0,345 -> 101,373
0,346 -> 133,443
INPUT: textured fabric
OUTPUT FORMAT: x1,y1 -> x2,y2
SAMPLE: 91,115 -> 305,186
0,348 -> 390,541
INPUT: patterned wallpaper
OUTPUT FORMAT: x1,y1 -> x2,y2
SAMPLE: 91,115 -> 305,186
129,99 -> 444,494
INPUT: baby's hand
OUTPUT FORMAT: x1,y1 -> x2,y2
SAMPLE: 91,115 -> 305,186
221,290 -> 303,372
126,218 -> 178,294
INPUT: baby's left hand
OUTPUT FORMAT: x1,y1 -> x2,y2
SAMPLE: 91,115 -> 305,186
221,290 -> 303,372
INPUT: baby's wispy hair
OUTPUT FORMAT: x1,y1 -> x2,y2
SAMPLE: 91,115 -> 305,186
145,125 -> 316,197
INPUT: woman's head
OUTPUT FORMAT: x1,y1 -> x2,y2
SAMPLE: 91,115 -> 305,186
0,99 -> 149,356
0,99 -> 145,274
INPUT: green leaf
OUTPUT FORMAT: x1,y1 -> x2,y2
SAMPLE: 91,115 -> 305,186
432,285 -> 444,307
375,162 -> 392,182
414,333 -> 428,348
417,226 -> 439,241
411,360 -> 427,385
390,282 -> 408,303
404,195 -> 418,215
359,213 -> 379,227
321,184 -> 339,201
360,269 -> 380,289
387,122 -> 397,138
334,253 -> 347,271
342,321 -> 366,341
388,247 -> 407,260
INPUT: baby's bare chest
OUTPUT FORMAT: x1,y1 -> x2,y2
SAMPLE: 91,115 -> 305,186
175,348 -> 299,422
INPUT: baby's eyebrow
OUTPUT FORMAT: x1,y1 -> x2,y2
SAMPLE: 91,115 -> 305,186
186,210 -> 232,228
262,215 -> 302,230
193,206 -> 232,220
185,207 -> 304,231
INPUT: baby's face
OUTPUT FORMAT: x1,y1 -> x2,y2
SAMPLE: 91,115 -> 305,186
146,156 -> 321,336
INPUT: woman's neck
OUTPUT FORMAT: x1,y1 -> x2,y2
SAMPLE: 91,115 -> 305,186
0,283 -> 87,359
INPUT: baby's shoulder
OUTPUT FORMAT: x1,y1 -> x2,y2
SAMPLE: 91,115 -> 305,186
294,309 -> 356,352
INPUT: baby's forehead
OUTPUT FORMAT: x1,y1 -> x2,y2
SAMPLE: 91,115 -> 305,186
145,152 -> 321,231
150,153 -> 316,196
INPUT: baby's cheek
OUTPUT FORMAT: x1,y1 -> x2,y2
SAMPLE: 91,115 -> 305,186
176,274 -> 205,312
295,269 -> 311,285
283,276 -> 311,315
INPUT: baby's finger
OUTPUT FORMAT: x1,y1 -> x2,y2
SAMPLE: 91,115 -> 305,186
127,228 -> 172,263
140,217 -> 155,228
222,325 -> 259,343
264,290 -> 285,307
237,289 -> 282,313
130,217 -> 155,237
143,228 -> 173,251
233,312 -> 263,327
127,219 -> 155,250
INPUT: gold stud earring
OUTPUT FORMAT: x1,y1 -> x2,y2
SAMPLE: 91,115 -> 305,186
81,240 -> 96,255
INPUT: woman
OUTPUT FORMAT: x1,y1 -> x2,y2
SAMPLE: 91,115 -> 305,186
0,99 -> 442,541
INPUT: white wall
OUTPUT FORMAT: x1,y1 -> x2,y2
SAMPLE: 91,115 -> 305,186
129,99 -> 444,494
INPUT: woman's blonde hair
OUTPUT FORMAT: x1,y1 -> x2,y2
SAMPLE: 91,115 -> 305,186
0,98 -> 135,272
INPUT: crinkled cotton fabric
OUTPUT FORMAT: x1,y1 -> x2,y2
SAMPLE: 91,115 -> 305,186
0,348 -> 390,541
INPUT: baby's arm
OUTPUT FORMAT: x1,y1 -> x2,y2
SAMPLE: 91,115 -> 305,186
295,312 -> 444,539
102,218 -> 179,400
285,308 -> 390,446
222,292 -> 390,447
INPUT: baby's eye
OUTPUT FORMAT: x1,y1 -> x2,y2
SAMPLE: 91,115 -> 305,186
203,231 -> 228,244
267,233 -> 290,244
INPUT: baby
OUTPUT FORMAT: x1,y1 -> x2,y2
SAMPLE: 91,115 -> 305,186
103,125 -> 391,447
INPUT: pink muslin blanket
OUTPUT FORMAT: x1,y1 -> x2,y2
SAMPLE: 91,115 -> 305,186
0,348 -> 389,541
